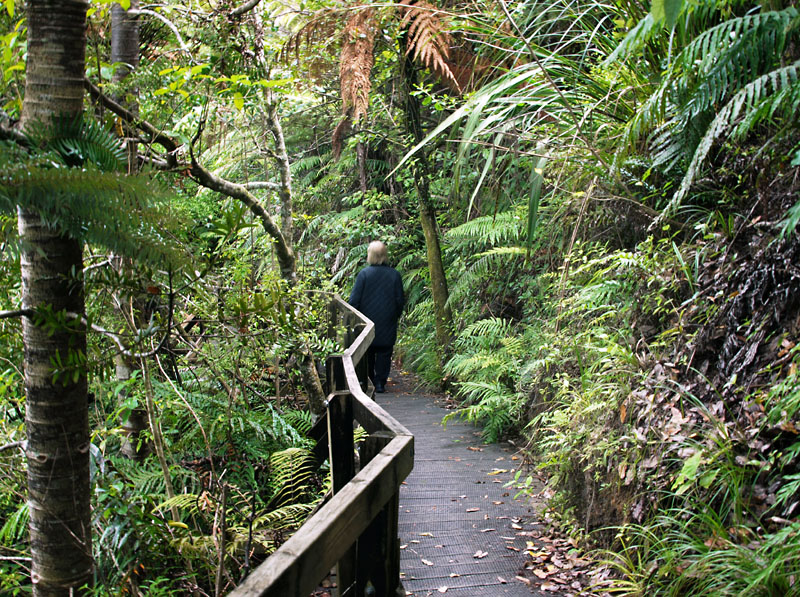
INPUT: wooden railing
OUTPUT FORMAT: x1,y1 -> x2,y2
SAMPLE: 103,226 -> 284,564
229,294 -> 414,597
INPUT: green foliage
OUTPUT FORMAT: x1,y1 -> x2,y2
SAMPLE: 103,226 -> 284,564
0,117 -> 186,267
611,6 -> 800,220
443,317 -> 527,441
601,509 -> 800,595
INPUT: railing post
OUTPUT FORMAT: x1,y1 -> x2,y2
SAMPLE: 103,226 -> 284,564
352,323 -> 371,394
328,392 -> 356,596
356,432 -> 401,597
327,355 -> 347,392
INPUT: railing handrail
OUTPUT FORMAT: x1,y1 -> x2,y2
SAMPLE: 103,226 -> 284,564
229,293 -> 414,597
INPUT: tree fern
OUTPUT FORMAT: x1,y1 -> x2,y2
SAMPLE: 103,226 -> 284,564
0,119 -> 186,268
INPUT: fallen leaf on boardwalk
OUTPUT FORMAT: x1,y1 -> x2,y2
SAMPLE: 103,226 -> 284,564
422,559 -> 434,566
506,545 -> 520,551
435,544 -> 444,548
419,532 -> 434,536
488,469 -> 508,475
541,581 -> 560,591
449,573 -> 460,578
511,523 -> 523,530
466,508 -> 480,512
493,501 -> 504,505
511,455 -> 520,460
468,446 -> 482,451
515,576 -> 531,585
480,528 -> 496,532
473,550 -> 488,559
400,544 -> 407,549
533,569 -> 550,579
437,587 -> 447,593
498,577 -> 507,584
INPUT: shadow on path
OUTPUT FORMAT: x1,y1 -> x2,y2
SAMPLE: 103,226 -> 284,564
377,373 -> 546,596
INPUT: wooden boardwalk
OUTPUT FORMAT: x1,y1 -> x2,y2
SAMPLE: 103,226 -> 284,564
377,376 -> 545,596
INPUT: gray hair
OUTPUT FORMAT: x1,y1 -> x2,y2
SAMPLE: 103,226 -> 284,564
366,241 -> 388,265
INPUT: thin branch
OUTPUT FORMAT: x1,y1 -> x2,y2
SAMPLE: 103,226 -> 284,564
0,309 -> 34,320
0,122 -> 27,146
83,258 -> 113,275
85,79 -> 180,168
188,145 -> 296,280
230,0 -> 261,17
85,76 -> 298,281
241,181 -> 281,191
132,9 -> 194,61
0,441 -> 24,453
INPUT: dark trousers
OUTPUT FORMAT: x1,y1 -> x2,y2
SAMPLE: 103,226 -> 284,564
367,345 -> 394,386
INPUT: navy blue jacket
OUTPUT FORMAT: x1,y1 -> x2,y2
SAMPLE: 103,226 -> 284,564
349,264 -> 404,347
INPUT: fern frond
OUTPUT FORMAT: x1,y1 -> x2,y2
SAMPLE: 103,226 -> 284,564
447,210 -> 524,245
251,502 -> 316,531
0,130 -> 186,269
616,8 -> 799,169
280,7 -> 343,63
399,0 -> 460,92
153,492 -> 201,517
334,7 -> 378,158
268,447 -> 316,509
447,247 -> 525,307
442,380 -> 520,442
282,409 -> 314,436
0,501 -> 28,543
24,114 -> 125,171
455,317 -> 514,348
662,59 -> 800,220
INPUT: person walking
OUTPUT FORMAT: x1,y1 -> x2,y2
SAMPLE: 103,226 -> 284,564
349,241 -> 404,393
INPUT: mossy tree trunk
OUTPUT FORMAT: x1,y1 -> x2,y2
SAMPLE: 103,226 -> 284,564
401,48 -> 453,360
19,0 -> 93,593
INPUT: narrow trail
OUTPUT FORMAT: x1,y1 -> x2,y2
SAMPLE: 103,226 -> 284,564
377,373 -> 546,596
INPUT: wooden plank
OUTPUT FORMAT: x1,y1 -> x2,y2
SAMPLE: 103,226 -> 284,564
330,294 -> 375,367
350,380 -> 410,436
327,393 -> 354,494
309,410 -> 330,466
356,433 -> 395,596
328,394 -> 355,596
228,434 -> 413,597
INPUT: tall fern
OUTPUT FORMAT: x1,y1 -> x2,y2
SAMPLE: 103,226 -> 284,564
610,5 -> 800,220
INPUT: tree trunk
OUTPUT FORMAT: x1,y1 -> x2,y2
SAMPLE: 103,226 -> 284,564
111,1 -> 151,461
20,2 -> 93,593
265,97 -> 294,243
111,0 -> 140,172
401,49 -> 453,358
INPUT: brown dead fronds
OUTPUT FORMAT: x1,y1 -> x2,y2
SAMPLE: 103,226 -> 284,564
333,6 -> 377,158
399,0 -> 460,93
280,8 -> 343,65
